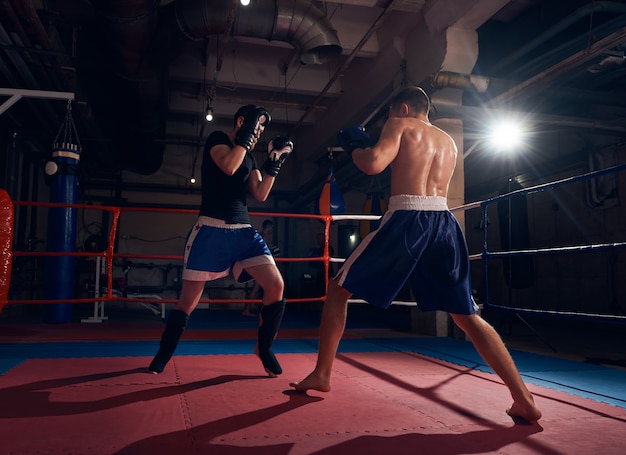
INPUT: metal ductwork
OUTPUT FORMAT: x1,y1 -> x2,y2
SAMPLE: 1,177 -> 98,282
175,0 -> 342,64
91,0 -> 342,175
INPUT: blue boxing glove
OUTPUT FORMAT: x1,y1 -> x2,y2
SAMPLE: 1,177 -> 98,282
235,107 -> 271,151
263,136 -> 293,177
337,125 -> 372,158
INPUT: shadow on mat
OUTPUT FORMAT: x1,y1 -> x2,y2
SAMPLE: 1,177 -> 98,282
114,406 -> 545,455
309,423 -> 548,455
336,352 -> 626,424
335,352 -> 503,423
0,367 -> 267,418
114,390 -> 323,455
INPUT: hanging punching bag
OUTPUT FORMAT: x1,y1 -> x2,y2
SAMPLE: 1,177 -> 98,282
43,102 -> 81,323
0,189 -> 14,314
315,166 -> 345,215
360,192 -> 386,239
498,179 -> 534,288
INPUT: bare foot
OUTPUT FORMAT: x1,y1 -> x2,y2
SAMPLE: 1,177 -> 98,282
253,344 -> 279,378
289,372 -> 331,392
506,399 -> 542,422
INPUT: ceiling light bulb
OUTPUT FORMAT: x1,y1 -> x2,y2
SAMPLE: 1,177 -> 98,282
205,106 -> 214,122
190,176 -> 196,184
240,0 -> 250,5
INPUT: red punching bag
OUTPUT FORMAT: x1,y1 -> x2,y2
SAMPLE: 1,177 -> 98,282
0,189 -> 14,313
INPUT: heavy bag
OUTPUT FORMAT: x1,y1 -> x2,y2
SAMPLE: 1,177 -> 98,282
315,167 -> 345,215
0,189 -> 14,313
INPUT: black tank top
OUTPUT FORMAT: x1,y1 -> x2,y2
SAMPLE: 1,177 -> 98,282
199,131 -> 258,224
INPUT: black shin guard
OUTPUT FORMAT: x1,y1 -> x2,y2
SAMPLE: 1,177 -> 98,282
148,309 -> 189,373
258,299 -> 286,376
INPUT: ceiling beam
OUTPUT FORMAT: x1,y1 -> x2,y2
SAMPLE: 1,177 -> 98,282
490,27 -> 626,105
0,88 -> 74,115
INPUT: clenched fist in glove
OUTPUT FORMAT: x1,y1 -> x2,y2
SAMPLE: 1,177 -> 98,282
235,107 -> 271,151
263,136 -> 293,177
337,125 -> 372,158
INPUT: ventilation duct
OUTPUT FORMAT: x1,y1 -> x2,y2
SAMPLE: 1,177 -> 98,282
92,0 -> 342,174
176,0 -> 342,64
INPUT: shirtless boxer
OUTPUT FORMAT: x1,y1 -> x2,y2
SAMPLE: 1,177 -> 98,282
290,86 -> 542,422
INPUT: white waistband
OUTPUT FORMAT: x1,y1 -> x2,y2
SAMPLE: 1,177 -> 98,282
388,195 -> 448,211
197,216 -> 252,229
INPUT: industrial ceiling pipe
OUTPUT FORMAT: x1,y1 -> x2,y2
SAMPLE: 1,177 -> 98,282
175,0 -> 342,64
91,0 -> 341,174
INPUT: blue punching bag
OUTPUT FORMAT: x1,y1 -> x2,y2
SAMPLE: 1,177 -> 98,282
315,166 -> 345,215
43,101 -> 81,323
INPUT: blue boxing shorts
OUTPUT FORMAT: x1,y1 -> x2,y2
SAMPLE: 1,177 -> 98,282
337,195 -> 478,315
182,216 -> 275,282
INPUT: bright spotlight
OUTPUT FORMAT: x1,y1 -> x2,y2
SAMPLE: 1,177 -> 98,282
488,120 -> 524,151
240,0 -> 250,5
190,176 -> 196,184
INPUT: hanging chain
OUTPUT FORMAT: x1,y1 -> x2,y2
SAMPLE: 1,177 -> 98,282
53,99 -> 82,151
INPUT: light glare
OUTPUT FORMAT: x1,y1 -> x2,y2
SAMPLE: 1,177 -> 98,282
489,120 -> 523,151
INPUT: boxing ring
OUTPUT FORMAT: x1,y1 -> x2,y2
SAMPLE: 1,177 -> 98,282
3,163 -> 626,324
2,164 -> 626,454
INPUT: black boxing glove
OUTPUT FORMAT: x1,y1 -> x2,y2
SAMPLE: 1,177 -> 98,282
337,125 -> 372,158
235,107 -> 271,151
263,136 -> 293,177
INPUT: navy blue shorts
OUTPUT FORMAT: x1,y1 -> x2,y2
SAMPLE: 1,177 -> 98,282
338,195 -> 478,314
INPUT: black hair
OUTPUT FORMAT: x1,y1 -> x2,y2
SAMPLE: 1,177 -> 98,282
262,219 -> 273,229
390,86 -> 431,115
233,104 -> 258,126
